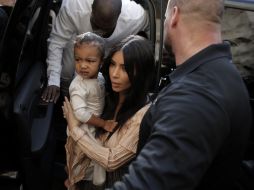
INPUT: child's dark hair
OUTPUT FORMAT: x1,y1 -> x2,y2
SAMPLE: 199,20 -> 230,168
74,32 -> 106,59
100,35 -> 156,135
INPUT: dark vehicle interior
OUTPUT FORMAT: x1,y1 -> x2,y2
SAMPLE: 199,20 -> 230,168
0,0 -> 253,190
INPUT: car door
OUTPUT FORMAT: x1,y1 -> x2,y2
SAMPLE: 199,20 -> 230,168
0,0 -> 59,189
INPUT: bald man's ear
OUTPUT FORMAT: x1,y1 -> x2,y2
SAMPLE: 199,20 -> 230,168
170,6 -> 179,28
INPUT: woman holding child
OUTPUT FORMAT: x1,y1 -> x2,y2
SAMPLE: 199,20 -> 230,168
63,34 -> 156,189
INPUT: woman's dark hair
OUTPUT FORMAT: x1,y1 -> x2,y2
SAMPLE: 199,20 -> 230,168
100,35 -> 156,134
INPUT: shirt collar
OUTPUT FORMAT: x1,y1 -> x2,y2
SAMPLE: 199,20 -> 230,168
169,43 -> 232,83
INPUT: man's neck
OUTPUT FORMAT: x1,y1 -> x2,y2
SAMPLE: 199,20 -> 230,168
174,24 -> 222,66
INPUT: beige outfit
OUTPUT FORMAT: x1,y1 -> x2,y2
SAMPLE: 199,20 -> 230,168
68,104 -> 150,188
65,74 -> 105,188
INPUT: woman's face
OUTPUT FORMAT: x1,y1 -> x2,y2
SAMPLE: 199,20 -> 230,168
109,50 -> 131,94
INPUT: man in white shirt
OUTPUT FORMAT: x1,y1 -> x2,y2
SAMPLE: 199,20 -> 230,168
41,0 -> 149,103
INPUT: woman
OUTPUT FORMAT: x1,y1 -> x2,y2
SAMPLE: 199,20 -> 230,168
63,35 -> 156,189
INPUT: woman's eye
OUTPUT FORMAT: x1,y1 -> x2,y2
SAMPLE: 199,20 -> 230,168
121,64 -> 126,71
110,61 -> 115,67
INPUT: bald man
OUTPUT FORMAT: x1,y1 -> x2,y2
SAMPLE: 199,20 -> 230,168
41,0 -> 148,103
109,0 -> 252,189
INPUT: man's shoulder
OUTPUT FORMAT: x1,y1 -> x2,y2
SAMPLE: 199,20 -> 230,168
61,0 -> 92,14
120,0 -> 146,20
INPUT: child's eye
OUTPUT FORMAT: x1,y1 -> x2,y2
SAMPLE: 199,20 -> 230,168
87,59 -> 97,63
75,58 -> 81,62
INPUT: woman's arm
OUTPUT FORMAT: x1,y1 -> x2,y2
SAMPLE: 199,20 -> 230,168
86,115 -> 117,132
69,126 -> 135,171
63,97 -> 148,171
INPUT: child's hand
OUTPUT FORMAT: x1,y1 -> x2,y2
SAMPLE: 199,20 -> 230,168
104,120 -> 118,132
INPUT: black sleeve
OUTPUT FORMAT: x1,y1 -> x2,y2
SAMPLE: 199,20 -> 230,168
107,85 -> 229,190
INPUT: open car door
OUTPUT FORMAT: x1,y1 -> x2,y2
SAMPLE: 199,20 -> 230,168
0,0 -> 62,189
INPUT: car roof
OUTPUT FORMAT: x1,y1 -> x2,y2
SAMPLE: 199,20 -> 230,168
225,0 -> 254,11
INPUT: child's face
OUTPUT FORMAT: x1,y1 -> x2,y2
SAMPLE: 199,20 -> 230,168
74,44 -> 102,79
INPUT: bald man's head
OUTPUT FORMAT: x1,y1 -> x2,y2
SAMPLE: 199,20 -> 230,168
90,0 -> 122,38
167,0 -> 224,24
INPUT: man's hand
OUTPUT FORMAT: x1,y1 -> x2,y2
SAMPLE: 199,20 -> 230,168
104,120 -> 118,132
41,85 -> 60,103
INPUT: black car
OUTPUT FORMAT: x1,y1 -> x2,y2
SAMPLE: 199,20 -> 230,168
0,0 -> 253,190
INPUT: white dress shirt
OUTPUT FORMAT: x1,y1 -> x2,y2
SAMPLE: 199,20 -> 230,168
46,0 -> 149,87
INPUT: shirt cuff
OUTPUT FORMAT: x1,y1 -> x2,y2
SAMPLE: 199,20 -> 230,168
48,74 -> 60,86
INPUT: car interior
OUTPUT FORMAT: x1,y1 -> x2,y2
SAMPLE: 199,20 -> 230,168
0,0 -> 253,190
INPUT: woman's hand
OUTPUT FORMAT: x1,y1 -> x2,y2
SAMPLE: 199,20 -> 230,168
62,96 -> 81,130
